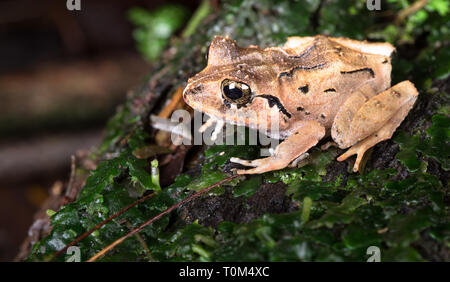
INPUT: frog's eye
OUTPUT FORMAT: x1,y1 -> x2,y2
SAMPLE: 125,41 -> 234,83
221,79 -> 251,105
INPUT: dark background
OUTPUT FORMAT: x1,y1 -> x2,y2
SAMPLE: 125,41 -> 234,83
0,0 -> 199,261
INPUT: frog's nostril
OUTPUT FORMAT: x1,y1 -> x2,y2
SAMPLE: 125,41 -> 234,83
192,85 -> 203,93
185,85 -> 203,97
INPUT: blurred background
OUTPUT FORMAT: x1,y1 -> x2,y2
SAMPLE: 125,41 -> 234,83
0,0 -> 200,261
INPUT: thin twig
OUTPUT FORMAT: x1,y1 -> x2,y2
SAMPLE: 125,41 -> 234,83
182,0 -> 213,38
49,192 -> 155,261
61,155 -> 77,205
124,220 -> 154,262
87,174 -> 239,262
395,0 -> 428,25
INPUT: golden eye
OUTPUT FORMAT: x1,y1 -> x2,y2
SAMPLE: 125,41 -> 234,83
221,79 -> 251,105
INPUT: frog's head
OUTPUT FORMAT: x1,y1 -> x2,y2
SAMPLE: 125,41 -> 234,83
183,36 -> 291,134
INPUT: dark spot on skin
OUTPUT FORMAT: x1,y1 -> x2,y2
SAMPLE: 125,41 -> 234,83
279,63 -> 327,79
320,114 -> 326,119
324,88 -> 336,93
257,94 -> 292,118
340,67 -> 375,78
223,99 -> 231,109
305,111 -> 310,115
298,85 -> 309,94
392,90 -> 401,97
335,47 -> 343,56
382,59 -> 388,64
297,106 -> 304,111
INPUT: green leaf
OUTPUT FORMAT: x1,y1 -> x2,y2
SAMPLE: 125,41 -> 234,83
307,192 -> 367,229
394,131 -> 422,172
383,247 -> 425,262
128,5 -> 189,61
126,153 -> 158,191
384,208 -> 434,248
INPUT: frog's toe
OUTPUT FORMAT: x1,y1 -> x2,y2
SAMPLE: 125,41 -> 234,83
230,157 -> 259,167
236,168 -> 262,174
234,156 -> 291,174
337,147 -> 365,172
235,162 -> 273,174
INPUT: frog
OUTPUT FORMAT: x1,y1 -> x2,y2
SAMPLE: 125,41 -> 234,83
183,35 -> 418,174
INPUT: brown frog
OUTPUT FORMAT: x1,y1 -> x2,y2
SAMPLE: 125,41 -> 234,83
183,35 -> 418,174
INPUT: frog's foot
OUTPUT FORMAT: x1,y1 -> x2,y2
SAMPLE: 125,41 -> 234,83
337,116 -> 402,172
337,135 -> 376,172
335,81 -> 418,172
230,121 -> 325,174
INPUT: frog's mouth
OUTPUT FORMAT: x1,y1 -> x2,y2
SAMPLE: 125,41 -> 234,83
196,112 -> 284,142
184,84 -> 290,137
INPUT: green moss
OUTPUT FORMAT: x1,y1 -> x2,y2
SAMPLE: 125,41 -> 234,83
417,114 -> 450,171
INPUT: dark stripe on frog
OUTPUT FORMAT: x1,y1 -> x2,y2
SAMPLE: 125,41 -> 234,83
256,94 -> 292,118
340,67 -> 375,78
324,88 -> 336,93
278,63 -> 327,79
288,44 -> 315,59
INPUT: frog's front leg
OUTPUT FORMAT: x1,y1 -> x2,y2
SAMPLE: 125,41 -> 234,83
231,120 -> 325,174
332,81 -> 418,172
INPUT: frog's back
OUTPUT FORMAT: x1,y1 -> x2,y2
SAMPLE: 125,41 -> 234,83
271,35 -> 394,129
281,35 -> 394,92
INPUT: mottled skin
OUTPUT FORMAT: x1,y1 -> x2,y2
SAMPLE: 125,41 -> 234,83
183,35 -> 418,174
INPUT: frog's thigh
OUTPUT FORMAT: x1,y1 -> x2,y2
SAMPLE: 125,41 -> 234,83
231,120 -> 325,174
331,84 -> 374,147
335,81 -> 418,172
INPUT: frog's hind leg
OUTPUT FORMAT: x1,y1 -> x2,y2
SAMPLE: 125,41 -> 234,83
332,81 -> 418,172
231,120 -> 325,174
